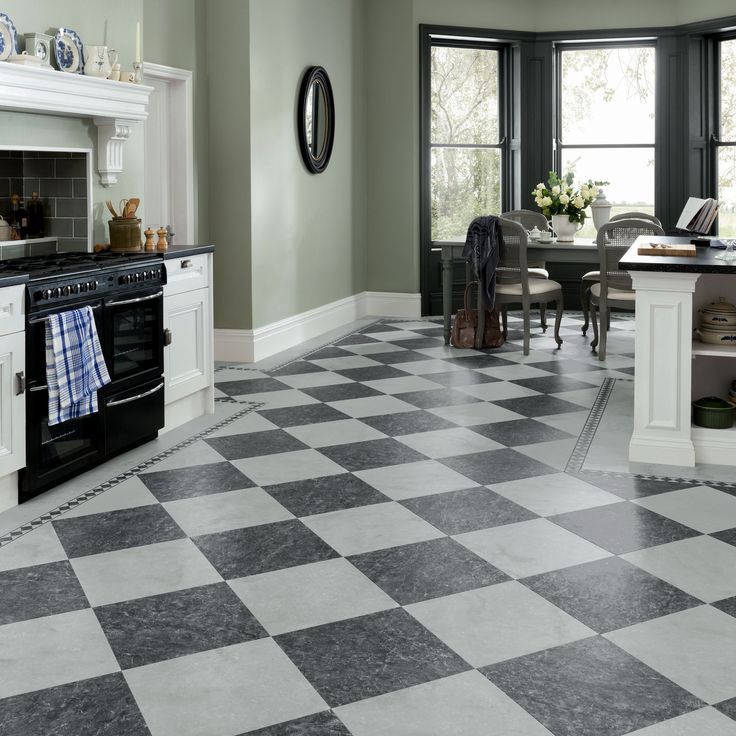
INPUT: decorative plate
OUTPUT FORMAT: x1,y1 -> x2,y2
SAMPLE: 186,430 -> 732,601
0,12 -> 20,61
54,28 -> 85,73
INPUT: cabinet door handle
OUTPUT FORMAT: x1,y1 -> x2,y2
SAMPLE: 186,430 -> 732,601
164,328 -> 172,346
181,259 -> 193,269
15,371 -> 25,395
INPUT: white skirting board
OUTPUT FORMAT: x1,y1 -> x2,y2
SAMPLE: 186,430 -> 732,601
214,291 -> 422,363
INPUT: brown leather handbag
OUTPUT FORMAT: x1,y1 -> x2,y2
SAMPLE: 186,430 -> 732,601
451,282 -> 505,349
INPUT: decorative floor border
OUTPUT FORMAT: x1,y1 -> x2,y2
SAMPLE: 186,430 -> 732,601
0,399 -> 263,549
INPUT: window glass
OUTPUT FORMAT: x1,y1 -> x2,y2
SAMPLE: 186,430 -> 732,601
430,46 -> 501,240
718,39 -> 736,236
558,45 -> 656,235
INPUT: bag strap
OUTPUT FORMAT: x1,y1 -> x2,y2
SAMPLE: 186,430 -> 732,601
463,281 -> 478,314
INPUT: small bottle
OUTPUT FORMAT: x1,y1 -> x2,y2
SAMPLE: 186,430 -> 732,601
27,192 -> 44,238
9,193 -> 19,232
17,198 -> 28,240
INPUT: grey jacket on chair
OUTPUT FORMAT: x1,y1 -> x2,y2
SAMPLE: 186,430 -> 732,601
462,215 -> 502,309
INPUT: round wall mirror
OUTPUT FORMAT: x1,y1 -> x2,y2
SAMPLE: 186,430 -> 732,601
297,66 -> 335,174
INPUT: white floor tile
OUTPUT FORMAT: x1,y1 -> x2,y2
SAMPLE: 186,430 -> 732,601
633,486 -> 736,534
0,524 -> 67,572
232,449 -> 345,486
624,707 -> 736,735
396,427 -> 504,458
327,395 -> 417,418
430,402 -> 525,426
355,460 -> 476,500
61,477 -> 159,520
285,419 -> 387,447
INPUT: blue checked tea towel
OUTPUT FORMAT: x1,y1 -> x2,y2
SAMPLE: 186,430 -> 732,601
45,306 -> 111,425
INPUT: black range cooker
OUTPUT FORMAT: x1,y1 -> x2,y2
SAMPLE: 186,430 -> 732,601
1,251 -> 168,502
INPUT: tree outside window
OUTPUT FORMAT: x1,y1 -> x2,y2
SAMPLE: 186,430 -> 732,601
718,38 -> 736,236
430,46 -> 501,241
558,45 -> 656,237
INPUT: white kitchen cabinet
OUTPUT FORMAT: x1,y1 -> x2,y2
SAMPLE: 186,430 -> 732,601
0,284 -> 25,513
163,251 -> 214,432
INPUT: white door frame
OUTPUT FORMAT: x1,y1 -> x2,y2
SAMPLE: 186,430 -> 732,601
142,62 -> 195,243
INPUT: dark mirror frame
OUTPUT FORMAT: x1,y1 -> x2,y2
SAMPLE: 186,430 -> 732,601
297,66 -> 335,174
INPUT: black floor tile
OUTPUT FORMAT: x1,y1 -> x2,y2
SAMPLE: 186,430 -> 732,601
264,473 -> 389,516
491,395 -> 584,418
366,350 -> 430,365
402,487 -> 537,534
711,527 -> 736,548
0,673 -> 150,736
139,461 -> 254,502
334,365 -> 409,382
318,438 -> 428,472
549,502 -> 702,555
348,537 -> 509,605
358,323 -> 402,334
270,360 -> 327,376
396,388 -> 480,409
712,597 -> 736,619
511,375 -> 599,394
301,383 -> 382,403
95,583 -> 267,669
423,370 -> 500,388
217,377 -> 291,396
275,608 -> 470,707
442,355 -> 516,369
391,337 -> 445,349
470,418 -> 574,446
715,696 -> 736,722
0,561 -> 88,625
574,473 -> 698,500
480,637 -> 703,736
306,347 -> 355,360
359,410 -> 457,437
334,333 -> 380,346
439,448 -> 557,485
205,429 -> 308,460
522,557 -> 701,632
257,404 -> 350,429
53,505 -> 185,558
531,359 -> 605,375
242,710 -> 352,735
192,520 -> 340,579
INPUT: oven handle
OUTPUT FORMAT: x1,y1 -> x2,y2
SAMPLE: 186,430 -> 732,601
28,304 -> 101,325
106,381 -> 164,407
107,290 -> 163,307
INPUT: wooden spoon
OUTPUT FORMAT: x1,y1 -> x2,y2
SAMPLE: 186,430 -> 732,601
105,199 -> 119,218
125,197 -> 140,217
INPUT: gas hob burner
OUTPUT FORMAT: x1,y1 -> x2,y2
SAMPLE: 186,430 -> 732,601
0,251 -> 163,281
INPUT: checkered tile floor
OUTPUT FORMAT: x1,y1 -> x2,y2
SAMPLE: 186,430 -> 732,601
2,314 -> 736,735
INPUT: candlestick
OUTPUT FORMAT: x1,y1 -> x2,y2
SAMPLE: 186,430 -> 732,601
133,62 -> 142,84
135,21 -> 141,64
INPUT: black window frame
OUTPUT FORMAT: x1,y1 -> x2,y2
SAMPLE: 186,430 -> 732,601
553,40 -> 658,216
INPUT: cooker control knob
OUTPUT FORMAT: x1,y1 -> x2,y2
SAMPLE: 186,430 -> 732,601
42,289 -> 51,299
134,273 -> 141,282
90,281 -> 98,291
149,270 -> 156,280
71,284 -> 80,294
53,287 -> 62,298
62,286 -> 71,296
80,282 -> 87,292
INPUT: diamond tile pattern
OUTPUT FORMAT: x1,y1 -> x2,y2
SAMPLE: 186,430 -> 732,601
0,315 -> 733,735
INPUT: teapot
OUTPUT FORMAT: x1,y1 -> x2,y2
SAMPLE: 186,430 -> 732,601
0,216 -> 9,242
84,46 -> 117,78
528,226 -> 542,241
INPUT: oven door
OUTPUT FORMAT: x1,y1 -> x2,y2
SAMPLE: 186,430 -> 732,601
20,303 -> 106,501
104,288 -> 164,386
104,377 -> 165,456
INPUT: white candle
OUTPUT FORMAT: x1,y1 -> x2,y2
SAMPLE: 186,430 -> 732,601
135,21 -> 141,64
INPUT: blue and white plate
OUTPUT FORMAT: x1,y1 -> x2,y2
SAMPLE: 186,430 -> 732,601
54,28 -> 85,73
0,13 -> 20,61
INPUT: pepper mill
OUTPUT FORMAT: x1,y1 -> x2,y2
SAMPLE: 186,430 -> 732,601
156,227 -> 168,251
144,227 -> 155,251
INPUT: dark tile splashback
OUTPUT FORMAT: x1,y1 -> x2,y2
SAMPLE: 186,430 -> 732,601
0,151 -> 88,251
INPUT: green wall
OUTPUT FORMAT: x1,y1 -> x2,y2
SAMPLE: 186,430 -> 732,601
247,0 -> 366,328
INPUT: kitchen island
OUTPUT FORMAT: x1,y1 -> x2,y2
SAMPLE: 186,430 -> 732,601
621,236 -> 736,467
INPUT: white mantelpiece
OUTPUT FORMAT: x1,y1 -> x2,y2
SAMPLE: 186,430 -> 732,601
0,63 -> 152,187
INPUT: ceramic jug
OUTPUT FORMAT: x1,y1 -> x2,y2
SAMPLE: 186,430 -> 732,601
84,46 -> 117,78
0,216 -> 9,242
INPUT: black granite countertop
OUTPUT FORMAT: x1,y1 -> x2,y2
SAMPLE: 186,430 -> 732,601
162,244 -> 214,259
0,273 -> 29,287
620,236 -> 736,274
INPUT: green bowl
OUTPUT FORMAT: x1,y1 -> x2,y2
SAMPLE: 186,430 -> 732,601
692,396 -> 734,429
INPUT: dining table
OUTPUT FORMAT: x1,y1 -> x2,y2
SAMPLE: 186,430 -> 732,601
438,238 -> 599,344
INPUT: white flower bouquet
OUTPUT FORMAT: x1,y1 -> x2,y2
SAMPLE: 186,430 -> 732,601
533,171 -> 600,225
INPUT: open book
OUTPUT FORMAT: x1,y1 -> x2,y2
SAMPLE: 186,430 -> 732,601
676,197 -> 720,234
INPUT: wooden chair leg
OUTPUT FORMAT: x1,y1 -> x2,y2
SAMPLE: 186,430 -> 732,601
501,308 -> 508,338
590,301 -> 599,350
598,300 -> 608,361
580,281 -> 590,336
522,306 -> 531,356
554,297 -> 563,348
540,305 -> 547,333
606,308 -> 611,332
